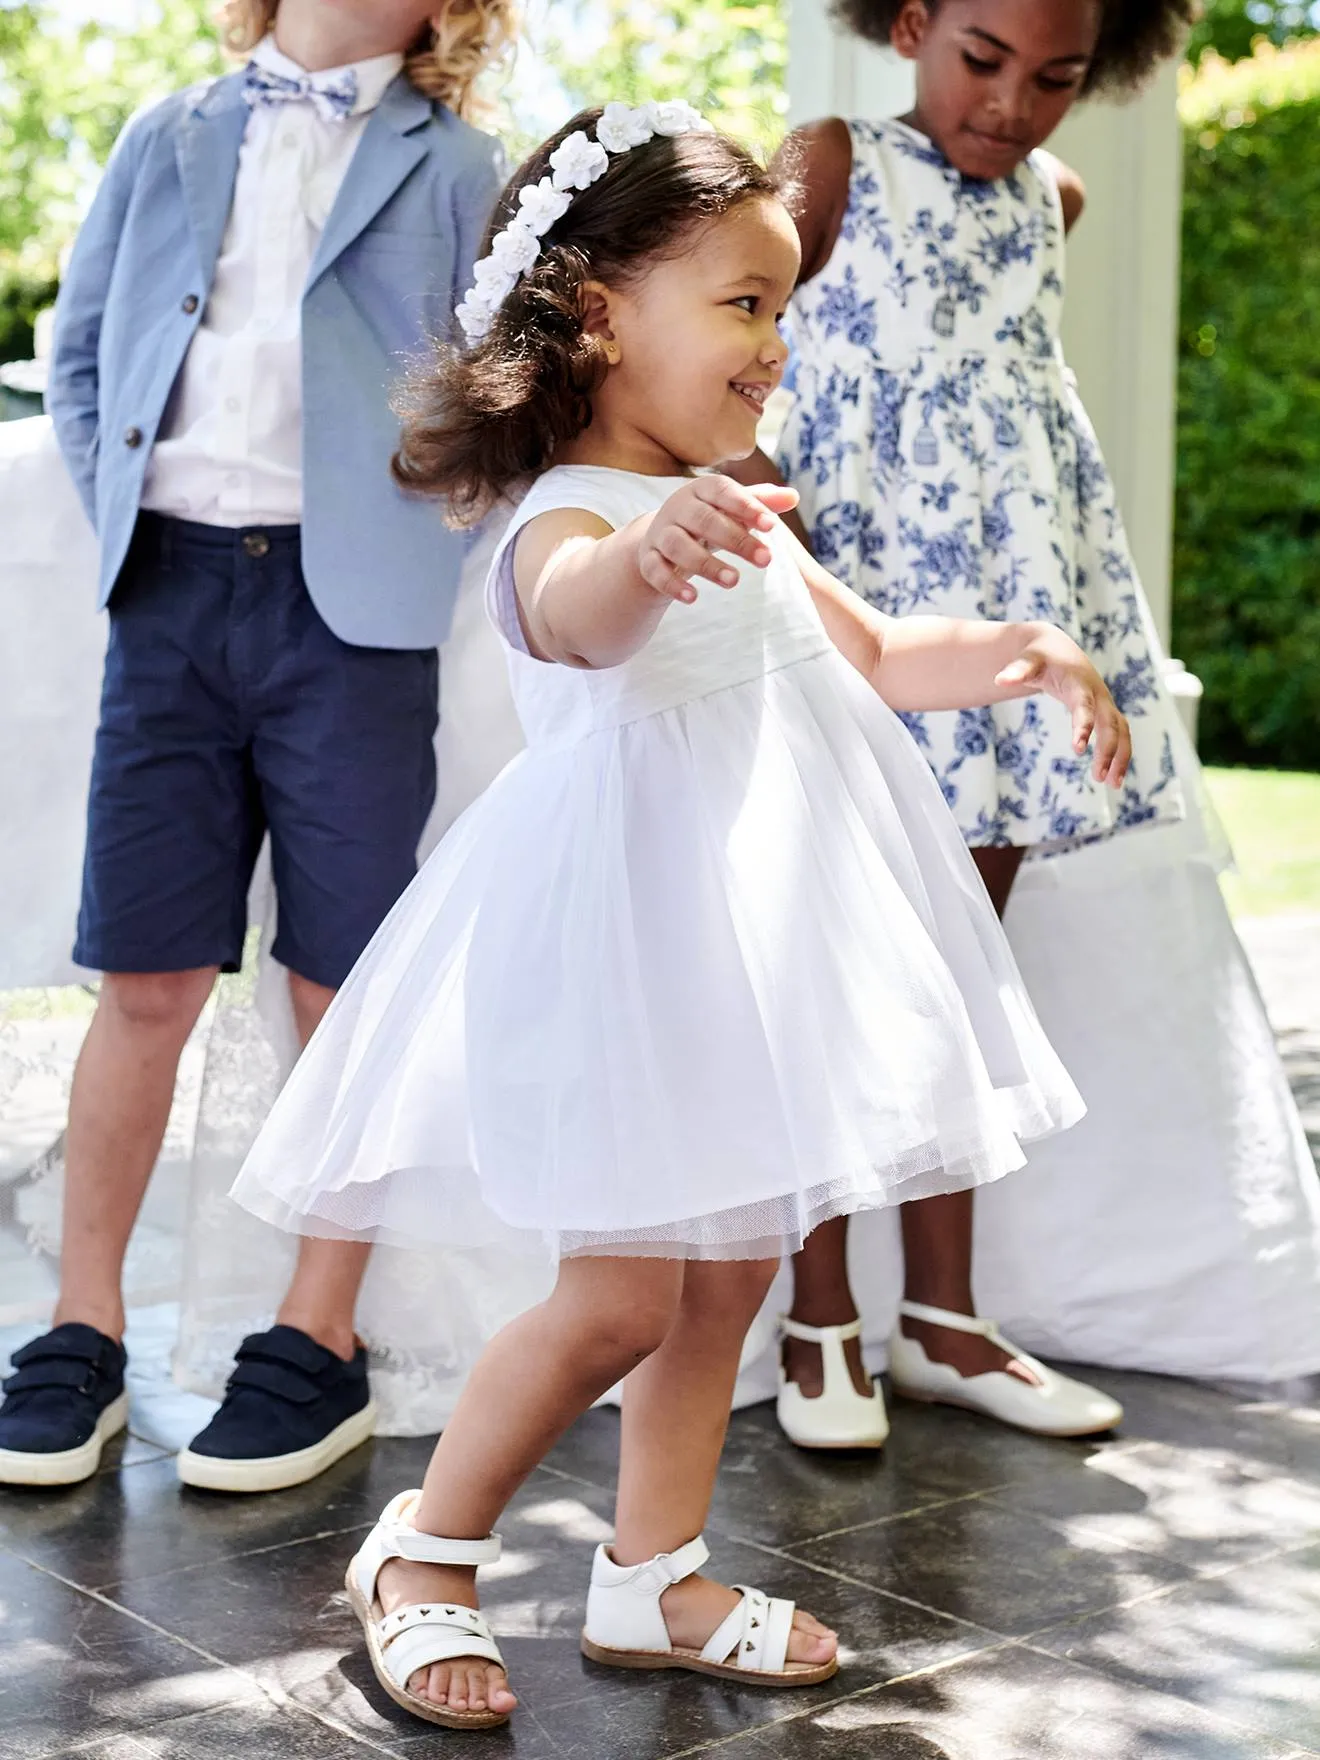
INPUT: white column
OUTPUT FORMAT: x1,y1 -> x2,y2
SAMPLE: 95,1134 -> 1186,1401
784,16 -> 1184,650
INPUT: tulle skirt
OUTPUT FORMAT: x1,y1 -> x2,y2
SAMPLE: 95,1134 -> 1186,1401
230,650 -> 1084,1261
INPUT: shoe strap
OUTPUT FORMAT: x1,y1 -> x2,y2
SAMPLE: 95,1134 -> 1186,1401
700,1585 -> 795,1673
3,1358 -> 105,1398
899,1301 -> 999,1338
626,1534 -> 709,1596
779,1315 -> 863,1343
382,1524 -> 502,1568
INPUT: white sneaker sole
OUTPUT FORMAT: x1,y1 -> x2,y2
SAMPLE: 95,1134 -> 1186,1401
176,1398 -> 377,1493
0,1390 -> 131,1487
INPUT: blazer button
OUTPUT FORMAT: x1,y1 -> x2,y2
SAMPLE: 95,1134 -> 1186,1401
124,426 -> 143,449
242,532 -> 271,558
182,293 -> 200,314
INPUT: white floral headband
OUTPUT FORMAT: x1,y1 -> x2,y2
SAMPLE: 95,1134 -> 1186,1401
456,99 -> 715,346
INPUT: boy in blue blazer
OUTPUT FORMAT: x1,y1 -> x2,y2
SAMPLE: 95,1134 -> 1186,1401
0,0 -> 512,1493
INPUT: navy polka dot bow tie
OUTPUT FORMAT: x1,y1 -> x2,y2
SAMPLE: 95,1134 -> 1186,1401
242,62 -> 359,123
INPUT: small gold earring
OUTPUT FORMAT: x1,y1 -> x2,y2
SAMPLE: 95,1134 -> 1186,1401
604,342 -> 620,363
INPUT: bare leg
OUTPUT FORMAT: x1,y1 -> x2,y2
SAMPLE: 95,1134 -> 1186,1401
273,971 -> 370,1360
377,1256 -> 686,1714
615,1258 -> 837,1665
54,967 -> 219,1339
781,1218 -> 871,1397
900,845 -> 1040,1382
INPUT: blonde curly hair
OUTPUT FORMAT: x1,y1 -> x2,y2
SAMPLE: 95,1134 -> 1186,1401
216,2 -> 517,122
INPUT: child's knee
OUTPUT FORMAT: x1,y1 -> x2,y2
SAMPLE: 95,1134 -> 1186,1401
683,1257 -> 779,1322
552,1260 -> 681,1368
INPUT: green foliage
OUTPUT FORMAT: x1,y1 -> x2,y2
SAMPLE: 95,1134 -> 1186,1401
0,1 -> 222,278
544,0 -> 788,160
1185,0 -> 1319,66
1173,41 -> 1320,768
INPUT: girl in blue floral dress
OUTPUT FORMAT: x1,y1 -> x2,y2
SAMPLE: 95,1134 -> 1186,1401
750,0 -> 1196,1447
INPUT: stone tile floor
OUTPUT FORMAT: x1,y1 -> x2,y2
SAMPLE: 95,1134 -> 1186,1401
1,916 -> 1318,1759
3,1378 -> 1320,1760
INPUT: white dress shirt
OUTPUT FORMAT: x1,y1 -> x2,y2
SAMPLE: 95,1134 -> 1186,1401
141,38 -> 403,528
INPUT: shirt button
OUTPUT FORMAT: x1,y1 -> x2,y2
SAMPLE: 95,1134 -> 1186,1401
242,532 -> 271,559
283,133 -> 297,149
225,396 -> 241,413
123,426 -> 143,449
181,294 -> 199,314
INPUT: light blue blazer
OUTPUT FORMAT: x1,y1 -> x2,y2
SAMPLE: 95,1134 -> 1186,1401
47,71 -> 502,650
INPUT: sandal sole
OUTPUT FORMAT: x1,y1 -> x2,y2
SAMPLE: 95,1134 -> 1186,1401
0,1391 -> 130,1487
580,1633 -> 838,1687
176,1400 -> 378,1493
345,1565 -> 512,1730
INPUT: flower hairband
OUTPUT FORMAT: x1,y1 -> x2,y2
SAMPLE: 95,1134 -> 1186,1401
456,99 -> 715,346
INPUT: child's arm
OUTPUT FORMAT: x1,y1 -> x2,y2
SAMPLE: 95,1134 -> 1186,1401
778,516 -> 1131,788
511,477 -> 799,670
1037,150 -> 1086,234
774,119 -> 853,284
47,112 -> 153,525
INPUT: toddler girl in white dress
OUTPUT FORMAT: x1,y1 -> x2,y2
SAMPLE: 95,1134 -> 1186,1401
232,101 -> 1128,1731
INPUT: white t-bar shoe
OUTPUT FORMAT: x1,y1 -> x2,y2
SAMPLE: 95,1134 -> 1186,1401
776,1315 -> 890,1450
889,1301 -> 1123,1437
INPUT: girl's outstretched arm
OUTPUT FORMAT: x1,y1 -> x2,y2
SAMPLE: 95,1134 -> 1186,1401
779,519 -> 1131,789
511,478 -> 799,670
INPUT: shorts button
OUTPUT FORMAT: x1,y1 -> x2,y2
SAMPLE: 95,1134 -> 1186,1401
123,425 -> 143,448
181,293 -> 199,314
242,531 -> 271,558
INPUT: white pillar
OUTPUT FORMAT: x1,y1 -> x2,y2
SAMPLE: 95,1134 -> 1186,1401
785,17 -> 1184,649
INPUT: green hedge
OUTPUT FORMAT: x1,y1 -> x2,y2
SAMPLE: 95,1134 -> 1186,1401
0,263 -> 57,367
1173,43 -> 1320,769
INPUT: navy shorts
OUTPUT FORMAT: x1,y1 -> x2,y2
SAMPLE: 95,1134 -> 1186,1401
76,515 -> 439,988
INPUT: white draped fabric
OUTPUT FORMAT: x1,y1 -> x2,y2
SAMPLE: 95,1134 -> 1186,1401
3,414 -> 1318,1434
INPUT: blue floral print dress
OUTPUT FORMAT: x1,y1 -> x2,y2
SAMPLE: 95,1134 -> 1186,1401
776,117 -> 1182,848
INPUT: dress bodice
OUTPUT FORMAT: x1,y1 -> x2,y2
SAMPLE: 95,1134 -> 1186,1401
787,118 -> 1065,382
486,466 -> 833,747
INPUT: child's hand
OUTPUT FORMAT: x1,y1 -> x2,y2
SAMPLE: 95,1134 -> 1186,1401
638,476 -> 800,605
996,636 -> 1132,788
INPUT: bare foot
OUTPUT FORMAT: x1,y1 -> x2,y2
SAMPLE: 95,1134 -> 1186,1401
660,1573 -> 837,1668
781,1320 -> 873,1400
375,1558 -> 517,1715
901,1313 -> 1041,1386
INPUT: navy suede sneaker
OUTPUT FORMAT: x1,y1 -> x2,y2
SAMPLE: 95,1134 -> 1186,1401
0,1323 -> 129,1486
177,1325 -> 376,1493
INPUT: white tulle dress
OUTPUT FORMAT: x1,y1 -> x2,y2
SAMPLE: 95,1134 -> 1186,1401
230,464 -> 1082,1262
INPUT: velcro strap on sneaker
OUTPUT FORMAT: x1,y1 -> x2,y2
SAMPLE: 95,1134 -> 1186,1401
628,1534 -> 710,1596
234,1330 -> 336,1374
226,1359 -> 320,1406
11,1332 -> 108,1370
382,1526 -> 502,1568
378,1606 -> 504,1691
3,1358 -> 101,1397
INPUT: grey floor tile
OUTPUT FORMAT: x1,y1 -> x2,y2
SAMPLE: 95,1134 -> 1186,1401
0,1435 -> 439,1593
1030,1541 -> 1320,1749
786,1495 -> 1193,1639
983,1437 -> 1320,1574
107,1468 -> 991,1760
732,1643 -> 1314,1760
0,1549 -> 258,1760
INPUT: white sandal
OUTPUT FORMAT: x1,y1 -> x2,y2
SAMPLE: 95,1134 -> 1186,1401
776,1315 -> 889,1451
345,1490 -> 510,1729
580,1533 -> 838,1686
889,1301 -> 1124,1437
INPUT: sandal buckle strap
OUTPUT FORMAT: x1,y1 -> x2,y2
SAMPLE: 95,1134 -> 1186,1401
382,1525 -> 502,1568
628,1534 -> 709,1596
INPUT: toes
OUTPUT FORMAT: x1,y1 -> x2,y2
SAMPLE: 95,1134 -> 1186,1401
465,1664 -> 487,1710
790,1609 -> 838,1663
417,1662 -> 451,1704
489,1670 -> 518,1712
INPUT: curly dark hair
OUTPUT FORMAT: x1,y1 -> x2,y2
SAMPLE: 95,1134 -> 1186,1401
830,0 -> 1196,94
392,109 -> 797,525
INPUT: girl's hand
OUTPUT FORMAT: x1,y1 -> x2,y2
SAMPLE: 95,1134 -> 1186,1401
638,476 -> 800,604
996,637 -> 1132,788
